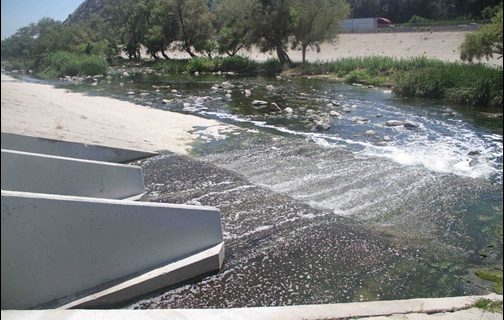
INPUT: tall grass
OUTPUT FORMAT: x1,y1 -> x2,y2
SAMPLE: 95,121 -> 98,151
301,56 -> 503,108
40,51 -> 108,78
152,56 -> 272,75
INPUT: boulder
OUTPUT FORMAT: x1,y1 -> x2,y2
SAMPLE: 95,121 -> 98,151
283,107 -> 294,114
385,120 -> 405,127
314,119 -> 331,131
266,84 -> 275,91
331,100 -> 340,106
352,117 -> 369,124
244,89 -> 252,97
221,81 -> 233,89
252,100 -> 268,106
403,122 -> 418,128
365,130 -> 377,136
329,110 -> 341,117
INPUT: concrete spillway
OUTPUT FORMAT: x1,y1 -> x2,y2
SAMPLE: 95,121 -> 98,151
1,134 -> 224,310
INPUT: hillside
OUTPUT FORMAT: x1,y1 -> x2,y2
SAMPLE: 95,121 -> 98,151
63,0 -> 107,25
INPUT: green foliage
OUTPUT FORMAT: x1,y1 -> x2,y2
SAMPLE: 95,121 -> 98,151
219,56 -> 257,72
169,0 -> 215,57
152,56 -> 265,74
473,298 -> 503,313
41,51 -> 108,77
393,62 -> 503,107
406,15 -> 431,24
186,57 -> 215,72
215,0 -> 255,56
291,0 -> 350,63
299,56 -> 503,108
460,7 -> 503,62
261,58 -> 284,76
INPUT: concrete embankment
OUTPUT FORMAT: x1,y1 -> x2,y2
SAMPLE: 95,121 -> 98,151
1,294 -> 502,319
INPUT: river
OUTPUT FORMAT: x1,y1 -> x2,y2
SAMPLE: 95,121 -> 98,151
27,67 -> 504,307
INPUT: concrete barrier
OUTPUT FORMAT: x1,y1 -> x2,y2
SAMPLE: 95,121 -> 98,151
1,190 -> 224,310
1,132 -> 157,163
1,149 -> 146,200
1,294 -> 502,319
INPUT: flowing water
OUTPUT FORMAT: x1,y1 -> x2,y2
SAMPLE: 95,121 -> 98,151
22,67 -> 504,307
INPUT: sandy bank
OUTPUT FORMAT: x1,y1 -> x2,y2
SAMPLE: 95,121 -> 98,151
1,74 -> 230,154
130,31 -> 501,67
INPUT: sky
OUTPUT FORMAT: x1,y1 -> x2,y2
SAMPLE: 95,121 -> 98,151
1,0 -> 83,39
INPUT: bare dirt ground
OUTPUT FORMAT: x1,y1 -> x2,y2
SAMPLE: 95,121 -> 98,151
0,74 -> 231,154
150,31 -> 502,67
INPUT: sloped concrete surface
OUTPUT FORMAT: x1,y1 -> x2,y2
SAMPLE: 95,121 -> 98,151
1,149 -> 146,199
1,191 -> 223,309
1,132 -> 157,163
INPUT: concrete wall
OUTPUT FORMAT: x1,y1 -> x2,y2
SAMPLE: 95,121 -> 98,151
1,190 -> 223,310
1,149 -> 145,200
341,18 -> 378,32
1,132 -> 157,163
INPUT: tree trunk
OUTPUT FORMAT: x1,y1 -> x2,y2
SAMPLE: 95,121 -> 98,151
302,44 -> 307,64
161,50 -> 170,60
276,45 -> 292,66
184,46 -> 197,58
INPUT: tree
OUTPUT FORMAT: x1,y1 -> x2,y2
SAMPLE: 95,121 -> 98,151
291,0 -> 350,63
249,0 -> 295,66
105,0 -> 152,60
215,0 -> 256,56
169,0 -> 214,57
460,7 -> 503,62
148,0 -> 180,60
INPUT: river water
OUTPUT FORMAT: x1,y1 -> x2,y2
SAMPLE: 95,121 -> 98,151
35,68 -> 504,307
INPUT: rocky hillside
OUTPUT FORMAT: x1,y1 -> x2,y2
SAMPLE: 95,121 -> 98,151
63,0 -> 107,25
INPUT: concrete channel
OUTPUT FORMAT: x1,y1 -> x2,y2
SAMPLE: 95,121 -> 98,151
1,132 -> 157,163
1,134 -> 225,310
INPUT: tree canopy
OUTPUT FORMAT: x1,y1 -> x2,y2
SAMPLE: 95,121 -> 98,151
460,6 -> 503,62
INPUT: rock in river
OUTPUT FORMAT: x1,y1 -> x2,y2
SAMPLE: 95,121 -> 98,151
385,120 -> 405,127
283,107 -> 294,114
252,100 -> 268,106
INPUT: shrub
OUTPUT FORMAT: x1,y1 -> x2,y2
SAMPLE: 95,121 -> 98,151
261,58 -> 284,76
41,51 -> 108,77
219,56 -> 257,73
186,57 -> 215,72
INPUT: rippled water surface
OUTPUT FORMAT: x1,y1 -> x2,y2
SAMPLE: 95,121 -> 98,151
48,68 -> 503,307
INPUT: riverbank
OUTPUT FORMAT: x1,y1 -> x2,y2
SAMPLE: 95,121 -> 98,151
0,74 -> 232,155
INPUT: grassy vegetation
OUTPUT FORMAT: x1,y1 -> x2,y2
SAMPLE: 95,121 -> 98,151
151,56 -> 285,75
473,298 -> 503,313
39,51 -> 109,78
300,56 -> 503,108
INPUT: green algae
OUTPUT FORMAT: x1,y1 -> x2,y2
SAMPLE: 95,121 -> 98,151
475,269 -> 503,294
